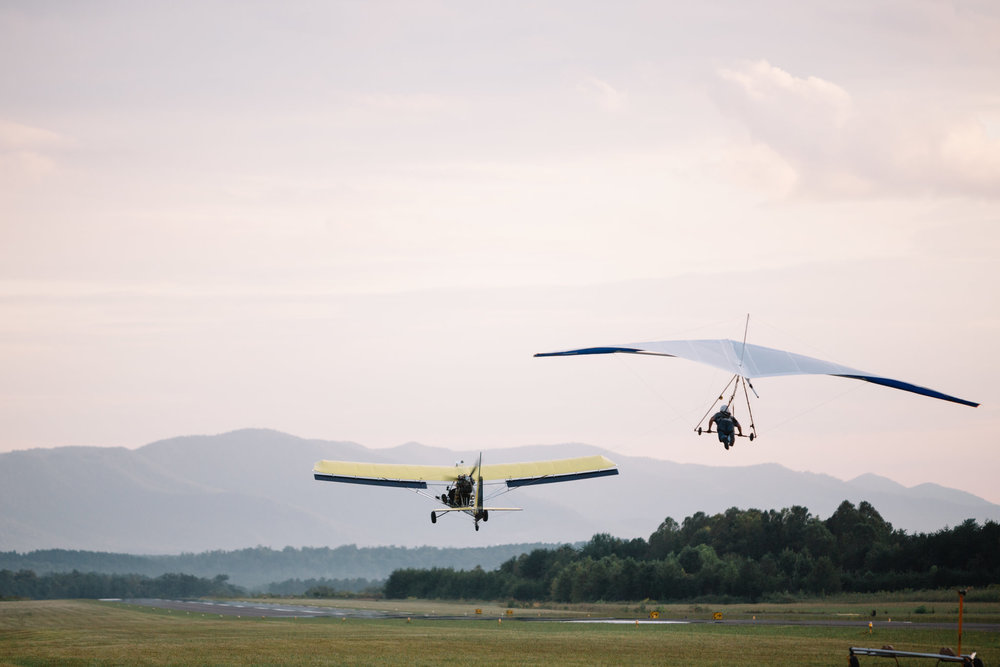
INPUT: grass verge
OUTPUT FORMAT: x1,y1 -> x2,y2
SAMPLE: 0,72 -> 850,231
1,598 -> 997,666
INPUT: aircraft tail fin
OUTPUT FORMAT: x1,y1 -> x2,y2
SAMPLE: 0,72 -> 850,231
474,452 -> 484,513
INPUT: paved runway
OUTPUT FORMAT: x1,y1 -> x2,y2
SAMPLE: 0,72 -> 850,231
118,599 -> 1000,632
122,598 -> 392,619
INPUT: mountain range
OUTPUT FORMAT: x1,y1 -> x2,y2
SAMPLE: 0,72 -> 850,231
2,429 -> 997,554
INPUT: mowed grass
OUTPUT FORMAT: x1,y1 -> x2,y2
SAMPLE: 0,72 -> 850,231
1,599 -> 998,666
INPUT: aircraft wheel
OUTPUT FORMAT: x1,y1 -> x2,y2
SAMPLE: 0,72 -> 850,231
430,512 -> 437,524
483,510 -> 489,522
697,427 -> 702,435
475,524 -> 479,532
749,433 -> 755,442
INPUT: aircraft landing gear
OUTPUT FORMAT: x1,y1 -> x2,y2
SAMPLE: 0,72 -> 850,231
474,523 -> 479,532
483,510 -> 488,522
430,512 -> 437,524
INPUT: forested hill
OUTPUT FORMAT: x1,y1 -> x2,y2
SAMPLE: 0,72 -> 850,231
6,501 -> 997,603
386,501 -> 1000,603
0,543 -> 559,590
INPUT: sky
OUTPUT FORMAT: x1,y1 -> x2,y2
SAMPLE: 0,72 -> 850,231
2,1 -> 999,503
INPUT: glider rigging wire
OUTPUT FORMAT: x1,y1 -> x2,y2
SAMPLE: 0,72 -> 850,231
536,318 -> 978,445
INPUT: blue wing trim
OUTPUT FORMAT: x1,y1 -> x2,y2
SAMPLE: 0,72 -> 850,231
505,468 -> 619,488
313,473 -> 427,489
535,347 -> 648,357
833,375 -> 979,408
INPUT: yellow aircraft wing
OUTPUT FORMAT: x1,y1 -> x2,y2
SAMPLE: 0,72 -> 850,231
313,455 -> 617,489
313,460 -> 465,488
480,455 -> 618,487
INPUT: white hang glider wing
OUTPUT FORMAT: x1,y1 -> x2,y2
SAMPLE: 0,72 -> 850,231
535,339 -> 978,408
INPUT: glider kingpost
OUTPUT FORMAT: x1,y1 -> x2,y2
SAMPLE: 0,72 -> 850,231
313,453 -> 618,531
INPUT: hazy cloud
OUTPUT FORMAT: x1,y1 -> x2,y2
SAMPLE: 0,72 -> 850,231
717,60 -> 852,126
713,59 -> 1000,199
0,119 -> 66,187
577,77 -> 627,112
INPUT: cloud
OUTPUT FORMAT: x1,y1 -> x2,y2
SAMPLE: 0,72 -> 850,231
712,60 -> 1000,199
577,77 -> 627,112
0,120 -> 63,149
717,60 -> 852,126
935,116 -> 1000,192
0,119 -> 66,188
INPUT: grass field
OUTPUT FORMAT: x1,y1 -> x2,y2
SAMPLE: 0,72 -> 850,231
1,598 -> 997,666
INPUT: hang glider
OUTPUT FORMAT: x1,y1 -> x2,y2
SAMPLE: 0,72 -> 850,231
536,337 -> 978,449
536,339 -> 978,407
313,453 -> 618,531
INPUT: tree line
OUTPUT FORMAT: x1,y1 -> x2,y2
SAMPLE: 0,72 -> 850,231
0,570 -> 243,600
265,577 -> 382,597
0,543 -> 554,590
0,569 -> 386,601
385,501 -> 1000,602
4,501 -> 995,602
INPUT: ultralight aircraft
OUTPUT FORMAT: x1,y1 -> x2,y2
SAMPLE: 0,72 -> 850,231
313,453 -> 618,531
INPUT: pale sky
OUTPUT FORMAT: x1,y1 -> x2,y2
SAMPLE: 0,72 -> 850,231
2,1 -> 999,503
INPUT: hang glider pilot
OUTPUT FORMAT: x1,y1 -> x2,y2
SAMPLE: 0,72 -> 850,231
708,404 -> 742,450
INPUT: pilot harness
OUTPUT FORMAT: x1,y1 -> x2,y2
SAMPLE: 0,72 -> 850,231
694,374 -> 758,443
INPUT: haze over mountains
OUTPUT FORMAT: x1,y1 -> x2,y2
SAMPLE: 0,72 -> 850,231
2,429 -> 997,554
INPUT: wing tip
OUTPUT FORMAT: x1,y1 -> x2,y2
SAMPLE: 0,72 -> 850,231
535,346 -> 644,357
834,374 -> 979,407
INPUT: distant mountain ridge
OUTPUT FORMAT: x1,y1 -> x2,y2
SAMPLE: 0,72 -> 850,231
1,429 -> 997,554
